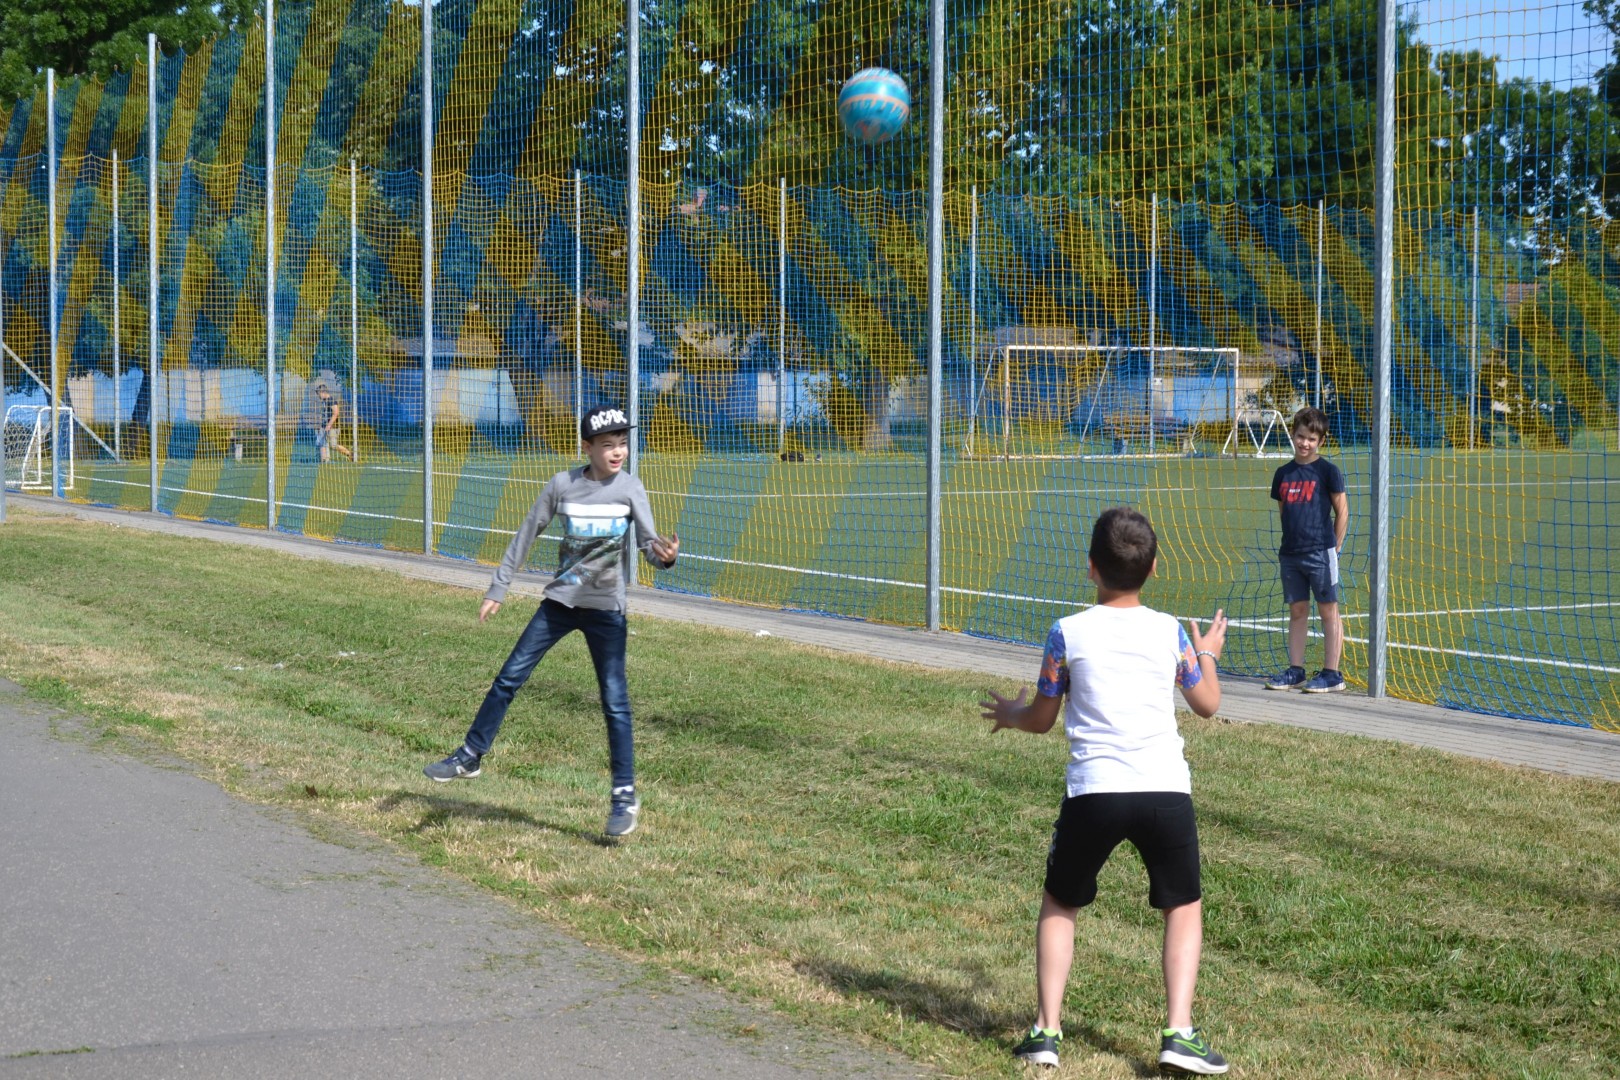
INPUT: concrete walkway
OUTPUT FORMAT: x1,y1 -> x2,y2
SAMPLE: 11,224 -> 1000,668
0,679 -> 922,1079
12,494 -> 1619,784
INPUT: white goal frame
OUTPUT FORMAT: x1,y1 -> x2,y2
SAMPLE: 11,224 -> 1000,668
3,405 -> 75,490
966,344 -> 1244,460
1222,401 -> 1296,458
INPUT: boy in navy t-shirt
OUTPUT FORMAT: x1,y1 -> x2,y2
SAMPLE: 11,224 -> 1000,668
1266,407 -> 1348,693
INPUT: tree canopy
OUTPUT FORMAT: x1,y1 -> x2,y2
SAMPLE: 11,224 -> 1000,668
0,0 -> 258,104
3,0 -> 1616,219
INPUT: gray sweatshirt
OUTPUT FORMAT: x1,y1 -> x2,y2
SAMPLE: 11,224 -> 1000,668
485,466 -> 671,611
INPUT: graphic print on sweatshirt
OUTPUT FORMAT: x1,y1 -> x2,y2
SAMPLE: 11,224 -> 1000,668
556,502 -> 631,586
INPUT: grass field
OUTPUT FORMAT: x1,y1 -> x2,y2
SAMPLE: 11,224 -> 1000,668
55,442 -> 1620,727
1,509 -> 1617,1077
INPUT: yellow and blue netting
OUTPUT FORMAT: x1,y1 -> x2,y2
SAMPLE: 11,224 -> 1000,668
0,0 -> 1616,729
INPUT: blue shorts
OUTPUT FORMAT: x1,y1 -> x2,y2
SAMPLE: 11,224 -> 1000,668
1280,548 -> 1339,604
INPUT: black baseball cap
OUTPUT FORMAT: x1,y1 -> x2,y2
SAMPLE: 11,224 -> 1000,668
581,405 -> 635,441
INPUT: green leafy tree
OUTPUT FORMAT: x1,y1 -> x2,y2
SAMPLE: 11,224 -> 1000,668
1082,0 -> 1283,201
943,0 -> 1161,195
1074,0 -> 1467,208
0,0 -> 258,105
1453,77 -> 1620,223
1580,0 -> 1620,214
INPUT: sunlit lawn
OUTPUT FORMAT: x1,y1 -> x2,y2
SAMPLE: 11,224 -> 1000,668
2,509 -> 1616,1077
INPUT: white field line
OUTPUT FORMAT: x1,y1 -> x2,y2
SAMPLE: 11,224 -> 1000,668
671,551 -> 1620,674
674,549 -> 1076,608
360,462 -> 1620,500
68,472 -> 1618,674
656,475 -> 1620,500
67,473 -> 552,538
101,467 -> 1620,503
1221,616 -> 1620,675
1243,599 -> 1620,623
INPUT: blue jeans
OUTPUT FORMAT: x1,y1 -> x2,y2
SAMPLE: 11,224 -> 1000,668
465,598 -> 634,788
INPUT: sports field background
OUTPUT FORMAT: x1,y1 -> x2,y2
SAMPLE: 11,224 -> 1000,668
60,441 -> 1620,729
4,0 -> 1619,729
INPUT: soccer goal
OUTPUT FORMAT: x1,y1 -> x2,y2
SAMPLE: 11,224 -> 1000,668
1221,394 -> 1296,458
964,344 -> 1244,459
3,405 -> 75,490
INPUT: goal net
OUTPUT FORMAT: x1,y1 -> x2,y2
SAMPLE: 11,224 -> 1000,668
964,344 -> 1245,459
3,405 -> 75,490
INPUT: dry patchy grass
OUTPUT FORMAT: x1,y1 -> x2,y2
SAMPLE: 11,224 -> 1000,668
1,511 -> 1616,1078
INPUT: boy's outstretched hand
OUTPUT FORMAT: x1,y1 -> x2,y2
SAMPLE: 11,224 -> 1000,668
479,598 -> 502,623
980,687 -> 1030,734
980,686 -> 1061,735
651,532 -> 680,566
1187,607 -> 1228,659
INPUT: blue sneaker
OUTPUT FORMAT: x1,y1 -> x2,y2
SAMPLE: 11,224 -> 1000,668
1302,669 -> 1347,694
606,785 -> 640,837
423,745 -> 482,782
1012,1025 -> 1061,1067
1265,665 -> 1307,691
1158,1027 -> 1228,1074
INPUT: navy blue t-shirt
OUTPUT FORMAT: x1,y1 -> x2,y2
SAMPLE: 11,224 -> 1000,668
1270,457 -> 1345,555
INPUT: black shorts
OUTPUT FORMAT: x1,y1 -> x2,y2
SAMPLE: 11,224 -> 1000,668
1043,791 -> 1202,910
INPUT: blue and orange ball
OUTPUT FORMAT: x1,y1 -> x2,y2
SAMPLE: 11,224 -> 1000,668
838,68 -> 910,146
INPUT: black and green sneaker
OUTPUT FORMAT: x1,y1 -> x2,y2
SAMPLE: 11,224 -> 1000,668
1012,1025 -> 1061,1067
1158,1027 -> 1228,1075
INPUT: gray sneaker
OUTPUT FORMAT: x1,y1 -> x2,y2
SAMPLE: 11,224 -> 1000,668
606,785 -> 640,837
423,746 -> 482,782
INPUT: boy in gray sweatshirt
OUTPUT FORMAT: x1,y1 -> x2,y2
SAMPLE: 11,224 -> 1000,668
424,405 -> 679,836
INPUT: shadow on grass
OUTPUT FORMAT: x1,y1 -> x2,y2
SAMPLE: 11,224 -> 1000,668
795,957 -> 1159,1078
375,789 -> 618,848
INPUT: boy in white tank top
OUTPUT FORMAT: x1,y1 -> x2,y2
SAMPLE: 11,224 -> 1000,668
981,507 -> 1230,1075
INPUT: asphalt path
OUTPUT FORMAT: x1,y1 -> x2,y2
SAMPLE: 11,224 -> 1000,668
0,678 -> 923,1079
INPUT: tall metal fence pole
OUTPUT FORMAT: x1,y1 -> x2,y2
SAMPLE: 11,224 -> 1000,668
349,159 -> 360,462
924,0 -> 944,632
1367,0 -> 1397,698
777,176 -> 786,454
1147,193 -> 1158,455
626,0 -> 641,478
968,184 -> 977,456
421,0 -> 435,555
573,169 -> 582,424
148,34 -> 159,512
265,0 -> 278,531
48,70 -> 61,499
113,150 -> 122,458
1315,199 -> 1325,410
1002,346 -> 1010,459
1469,209 -> 1480,451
